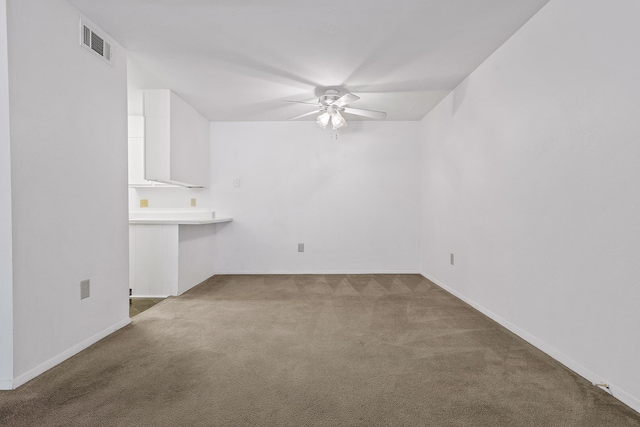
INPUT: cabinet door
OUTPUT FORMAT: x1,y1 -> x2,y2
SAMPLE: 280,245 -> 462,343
127,116 -> 146,185
144,116 -> 171,183
169,92 -> 210,187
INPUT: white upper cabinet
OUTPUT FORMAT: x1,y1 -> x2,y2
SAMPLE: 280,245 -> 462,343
128,116 -> 146,186
143,90 -> 210,188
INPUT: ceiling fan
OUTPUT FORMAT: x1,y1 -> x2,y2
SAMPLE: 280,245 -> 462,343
285,89 -> 387,129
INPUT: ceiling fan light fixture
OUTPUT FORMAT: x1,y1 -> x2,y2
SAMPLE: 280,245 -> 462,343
316,112 -> 331,129
287,89 -> 386,128
331,111 -> 346,129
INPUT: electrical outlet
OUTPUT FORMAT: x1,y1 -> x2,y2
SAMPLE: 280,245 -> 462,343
298,243 -> 304,252
450,253 -> 455,265
329,133 -> 338,140
233,178 -> 241,187
140,199 -> 149,208
80,279 -> 90,299
191,198 -> 197,207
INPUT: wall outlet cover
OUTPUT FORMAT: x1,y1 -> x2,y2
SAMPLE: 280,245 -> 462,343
80,279 -> 90,299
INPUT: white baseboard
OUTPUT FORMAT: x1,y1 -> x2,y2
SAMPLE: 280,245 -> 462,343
131,294 -> 170,298
213,270 -> 421,275
0,379 -> 12,390
421,272 -> 640,415
10,318 -> 131,389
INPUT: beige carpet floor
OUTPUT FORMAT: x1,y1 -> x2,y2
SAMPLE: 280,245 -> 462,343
1,274 -> 639,426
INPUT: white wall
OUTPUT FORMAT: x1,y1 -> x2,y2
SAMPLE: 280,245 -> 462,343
0,0 -> 13,387
129,187 -> 209,211
7,0 -> 130,384
209,121 -> 421,274
130,121 -> 421,277
420,0 -> 640,411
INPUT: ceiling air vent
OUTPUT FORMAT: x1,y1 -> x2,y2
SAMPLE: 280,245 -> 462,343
79,19 -> 113,66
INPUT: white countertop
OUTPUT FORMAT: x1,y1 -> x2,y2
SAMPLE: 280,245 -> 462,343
128,209 -> 232,225
129,217 -> 232,225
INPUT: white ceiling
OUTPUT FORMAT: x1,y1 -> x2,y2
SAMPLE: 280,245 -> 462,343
68,0 -> 551,121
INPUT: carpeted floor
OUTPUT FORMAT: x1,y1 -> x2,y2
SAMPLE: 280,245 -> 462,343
1,274 -> 639,426
129,297 -> 165,318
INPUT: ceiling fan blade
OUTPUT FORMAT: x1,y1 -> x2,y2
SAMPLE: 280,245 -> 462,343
288,109 -> 322,120
342,107 -> 387,120
332,92 -> 360,108
282,100 -> 319,106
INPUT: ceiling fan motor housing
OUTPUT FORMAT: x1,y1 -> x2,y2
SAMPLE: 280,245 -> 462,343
319,89 -> 341,106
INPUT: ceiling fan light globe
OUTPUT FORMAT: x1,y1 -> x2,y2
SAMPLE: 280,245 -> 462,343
331,111 -> 346,129
317,112 -> 331,129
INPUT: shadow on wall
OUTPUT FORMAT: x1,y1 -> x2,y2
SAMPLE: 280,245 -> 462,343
452,78 -> 468,116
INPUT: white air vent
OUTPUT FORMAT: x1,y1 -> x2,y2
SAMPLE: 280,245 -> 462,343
79,19 -> 113,66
